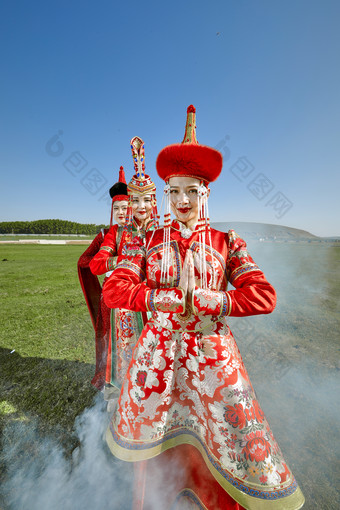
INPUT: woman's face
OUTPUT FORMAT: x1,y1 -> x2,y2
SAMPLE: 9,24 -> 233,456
169,176 -> 206,228
131,194 -> 153,224
112,200 -> 128,226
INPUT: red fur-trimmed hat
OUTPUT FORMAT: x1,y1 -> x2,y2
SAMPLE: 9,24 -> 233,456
156,105 -> 223,184
109,166 -> 128,202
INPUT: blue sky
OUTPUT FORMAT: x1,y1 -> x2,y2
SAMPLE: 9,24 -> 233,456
0,0 -> 339,237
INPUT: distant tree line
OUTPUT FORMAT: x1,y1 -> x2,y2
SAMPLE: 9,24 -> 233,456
0,219 -> 108,235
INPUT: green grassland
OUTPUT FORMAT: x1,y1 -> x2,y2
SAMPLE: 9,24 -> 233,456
0,244 -> 97,454
0,242 -> 339,508
0,235 -> 92,241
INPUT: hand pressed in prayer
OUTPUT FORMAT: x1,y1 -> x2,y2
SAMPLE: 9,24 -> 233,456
178,250 -> 195,308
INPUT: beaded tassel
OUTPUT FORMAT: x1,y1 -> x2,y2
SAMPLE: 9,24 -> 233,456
160,184 -> 171,287
157,180 -> 216,290
110,201 -> 114,228
205,195 -> 216,289
197,182 -> 216,290
197,183 -> 208,289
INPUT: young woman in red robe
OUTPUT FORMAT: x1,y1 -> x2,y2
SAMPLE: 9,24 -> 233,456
77,167 -> 129,390
90,137 -> 158,406
102,107 -> 304,509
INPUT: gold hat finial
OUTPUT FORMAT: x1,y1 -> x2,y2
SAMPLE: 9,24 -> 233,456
181,105 -> 198,144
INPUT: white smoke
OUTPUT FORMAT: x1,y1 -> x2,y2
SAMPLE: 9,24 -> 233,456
229,239 -> 340,509
0,397 -> 191,510
0,396 -> 133,510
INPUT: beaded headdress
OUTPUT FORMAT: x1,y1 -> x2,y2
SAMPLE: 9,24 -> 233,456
128,137 -> 157,195
155,105 -> 223,289
126,136 -> 158,227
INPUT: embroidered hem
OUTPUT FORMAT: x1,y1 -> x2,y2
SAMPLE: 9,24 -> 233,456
106,427 -> 304,510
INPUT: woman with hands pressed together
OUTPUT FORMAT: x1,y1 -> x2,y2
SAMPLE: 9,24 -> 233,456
102,107 -> 304,509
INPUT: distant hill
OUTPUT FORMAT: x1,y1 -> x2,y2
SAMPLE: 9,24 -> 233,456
211,222 -> 319,241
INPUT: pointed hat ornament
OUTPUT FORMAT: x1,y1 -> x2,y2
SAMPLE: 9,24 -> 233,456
156,105 -> 222,184
109,165 -> 128,201
108,165 -> 128,227
118,165 -> 127,184
131,136 -> 146,178
182,104 -> 198,144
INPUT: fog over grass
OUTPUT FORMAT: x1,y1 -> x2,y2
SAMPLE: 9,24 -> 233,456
1,396 -> 134,510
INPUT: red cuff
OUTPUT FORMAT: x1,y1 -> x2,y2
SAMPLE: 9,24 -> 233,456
192,289 -> 231,317
146,288 -> 185,313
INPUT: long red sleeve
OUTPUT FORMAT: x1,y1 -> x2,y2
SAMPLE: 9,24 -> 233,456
226,271 -> 276,316
226,230 -> 276,316
104,227 -> 275,318
103,256 -> 184,313
77,231 -> 105,328
192,230 -> 276,318
78,231 -> 105,270
103,262 -> 149,311
89,224 -> 118,275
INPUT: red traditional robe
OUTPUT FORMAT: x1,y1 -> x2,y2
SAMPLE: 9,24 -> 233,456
77,229 -> 109,390
102,221 -> 304,510
89,221 -> 152,398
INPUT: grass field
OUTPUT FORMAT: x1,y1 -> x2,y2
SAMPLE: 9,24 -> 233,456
0,242 -> 339,509
0,245 -> 97,450
0,235 -> 93,241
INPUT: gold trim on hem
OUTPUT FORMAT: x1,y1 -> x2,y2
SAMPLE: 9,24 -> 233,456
105,428 -> 305,510
172,488 -> 208,510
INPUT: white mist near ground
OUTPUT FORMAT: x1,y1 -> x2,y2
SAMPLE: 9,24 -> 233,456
1,396 -> 189,510
231,239 -> 340,509
1,396 -> 134,510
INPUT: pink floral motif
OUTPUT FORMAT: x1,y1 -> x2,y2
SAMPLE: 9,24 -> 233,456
226,438 -> 236,449
253,400 -> 265,423
228,451 -> 236,461
259,475 -> 268,484
136,370 -> 147,387
200,289 -> 215,302
242,431 -> 271,463
161,296 -> 174,308
224,403 -> 247,430
245,406 -> 255,421
219,427 -> 229,438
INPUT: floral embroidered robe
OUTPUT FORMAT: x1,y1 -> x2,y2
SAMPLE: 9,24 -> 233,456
90,221 -> 152,398
102,221 -> 304,510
